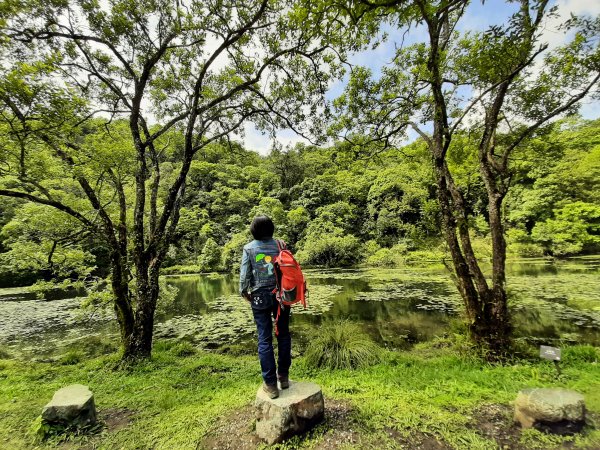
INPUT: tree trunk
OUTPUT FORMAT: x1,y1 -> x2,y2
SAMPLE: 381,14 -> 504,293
480,189 -> 511,355
110,250 -> 135,354
433,154 -> 511,359
120,247 -> 165,360
471,288 -> 511,356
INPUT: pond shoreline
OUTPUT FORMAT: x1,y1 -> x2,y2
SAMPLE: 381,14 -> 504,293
1,258 -> 599,359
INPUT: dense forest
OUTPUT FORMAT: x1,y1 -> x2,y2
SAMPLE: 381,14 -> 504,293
1,117 -> 598,287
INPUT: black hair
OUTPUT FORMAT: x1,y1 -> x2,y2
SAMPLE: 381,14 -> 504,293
250,215 -> 275,240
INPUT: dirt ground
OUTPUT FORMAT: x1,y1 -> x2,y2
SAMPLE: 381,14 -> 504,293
199,401 -> 596,450
200,399 -> 453,450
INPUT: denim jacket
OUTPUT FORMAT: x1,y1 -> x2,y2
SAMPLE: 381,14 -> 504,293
239,238 -> 282,295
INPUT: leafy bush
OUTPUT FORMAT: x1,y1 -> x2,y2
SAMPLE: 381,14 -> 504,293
304,321 -> 381,370
161,264 -> 201,275
296,233 -> 361,267
366,248 -> 396,267
506,228 -> 544,257
531,201 -> 600,256
197,238 -> 222,272
470,235 -> 492,261
222,230 -> 252,273
403,247 -> 446,263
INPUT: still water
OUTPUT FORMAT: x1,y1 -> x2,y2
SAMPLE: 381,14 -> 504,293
1,258 -> 599,356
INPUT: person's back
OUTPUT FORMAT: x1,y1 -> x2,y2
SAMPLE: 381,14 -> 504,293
239,215 -> 292,399
240,238 -> 279,307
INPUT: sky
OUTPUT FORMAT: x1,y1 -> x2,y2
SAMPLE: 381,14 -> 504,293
245,0 -> 600,155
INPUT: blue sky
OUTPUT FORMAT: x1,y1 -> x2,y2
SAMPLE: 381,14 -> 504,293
245,0 -> 600,155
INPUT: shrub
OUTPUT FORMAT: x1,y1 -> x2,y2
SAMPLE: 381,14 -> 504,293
161,264 -> 201,275
296,233 -> 361,267
304,321 -> 381,370
222,230 -> 252,273
470,235 -> 492,261
366,248 -> 395,267
506,227 -> 544,257
530,202 -> 600,256
197,238 -> 222,272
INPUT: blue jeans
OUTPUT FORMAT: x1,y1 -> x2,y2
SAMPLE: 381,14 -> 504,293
251,289 -> 291,385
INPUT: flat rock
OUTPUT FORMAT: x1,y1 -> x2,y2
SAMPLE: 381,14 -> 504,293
514,388 -> 585,434
42,384 -> 97,427
255,380 -> 324,444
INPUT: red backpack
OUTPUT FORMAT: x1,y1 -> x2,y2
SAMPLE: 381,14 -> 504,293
272,240 -> 307,334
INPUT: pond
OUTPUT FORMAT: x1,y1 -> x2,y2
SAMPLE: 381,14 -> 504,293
1,257 -> 599,357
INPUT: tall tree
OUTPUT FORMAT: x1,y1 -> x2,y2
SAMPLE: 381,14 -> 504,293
0,0 -> 342,359
334,0 -> 600,357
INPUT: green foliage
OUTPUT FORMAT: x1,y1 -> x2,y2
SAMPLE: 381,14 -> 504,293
161,264 -> 202,275
506,228 -> 545,258
506,119 -> 600,255
222,231 -> 251,273
531,201 -> 600,256
518,428 -> 574,450
365,243 -> 408,267
156,277 -> 179,313
304,321 -> 382,369
30,415 -> 50,444
1,118 -> 597,283
197,238 -> 222,272
563,345 -> 598,364
296,233 -> 361,267
366,247 -> 396,267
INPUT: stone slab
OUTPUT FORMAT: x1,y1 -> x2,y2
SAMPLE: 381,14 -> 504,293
514,388 -> 585,434
42,384 -> 97,427
255,380 -> 324,444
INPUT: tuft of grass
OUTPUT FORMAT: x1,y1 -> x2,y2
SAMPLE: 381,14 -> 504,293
65,336 -> 119,358
304,321 -> 382,370
170,342 -> 197,357
0,347 -> 12,359
519,428 -> 574,449
59,350 -> 84,366
563,345 -> 599,364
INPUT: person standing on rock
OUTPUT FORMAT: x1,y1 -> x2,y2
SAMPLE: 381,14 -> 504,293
240,215 -> 291,399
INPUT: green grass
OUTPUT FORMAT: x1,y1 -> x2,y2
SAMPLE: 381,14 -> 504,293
304,321 -> 382,370
0,341 -> 599,449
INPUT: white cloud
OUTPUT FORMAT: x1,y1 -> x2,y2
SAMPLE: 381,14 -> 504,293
539,0 -> 600,50
243,123 -> 310,155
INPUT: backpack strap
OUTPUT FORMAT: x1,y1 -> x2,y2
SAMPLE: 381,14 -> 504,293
275,239 -> 287,252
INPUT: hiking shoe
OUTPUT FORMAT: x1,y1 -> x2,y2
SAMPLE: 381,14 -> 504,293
278,376 -> 290,389
263,383 -> 279,399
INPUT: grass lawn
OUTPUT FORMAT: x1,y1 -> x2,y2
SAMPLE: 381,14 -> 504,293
0,340 -> 599,449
